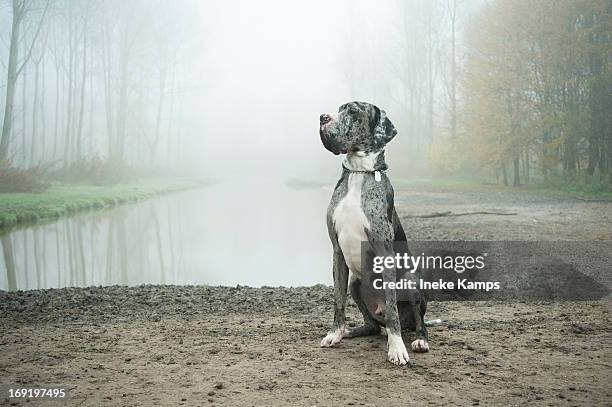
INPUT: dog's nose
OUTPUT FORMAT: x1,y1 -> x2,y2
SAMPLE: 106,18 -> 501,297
320,114 -> 332,125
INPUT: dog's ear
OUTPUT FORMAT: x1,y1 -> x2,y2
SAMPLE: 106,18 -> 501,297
372,107 -> 397,149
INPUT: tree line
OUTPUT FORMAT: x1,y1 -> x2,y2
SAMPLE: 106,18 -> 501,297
340,0 -> 464,171
0,0 -> 197,170
460,0 -> 611,187
2,0 -> 609,189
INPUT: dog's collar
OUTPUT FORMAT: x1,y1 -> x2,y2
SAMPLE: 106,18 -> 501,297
342,163 -> 387,182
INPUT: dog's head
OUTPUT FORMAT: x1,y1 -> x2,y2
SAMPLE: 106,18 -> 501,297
319,101 -> 397,155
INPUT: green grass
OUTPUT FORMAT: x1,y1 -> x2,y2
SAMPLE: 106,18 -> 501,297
0,178 -> 204,230
393,176 -> 612,200
283,173 -> 612,200
393,176 -> 499,192
516,184 -> 612,200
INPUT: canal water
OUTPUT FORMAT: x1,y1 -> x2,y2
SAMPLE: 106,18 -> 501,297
0,178 -> 333,291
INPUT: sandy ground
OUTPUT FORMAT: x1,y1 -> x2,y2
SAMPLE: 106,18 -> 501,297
1,187 -> 611,406
396,187 -> 612,241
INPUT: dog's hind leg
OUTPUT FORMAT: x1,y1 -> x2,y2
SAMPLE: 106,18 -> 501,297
344,276 -> 380,338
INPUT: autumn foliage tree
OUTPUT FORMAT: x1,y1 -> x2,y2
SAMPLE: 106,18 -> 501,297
461,0 -> 611,188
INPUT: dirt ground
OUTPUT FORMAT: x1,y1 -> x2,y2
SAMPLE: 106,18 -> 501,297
1,187 -> 611,406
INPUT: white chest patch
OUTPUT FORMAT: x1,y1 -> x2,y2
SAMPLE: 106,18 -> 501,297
333,173 -> 369,277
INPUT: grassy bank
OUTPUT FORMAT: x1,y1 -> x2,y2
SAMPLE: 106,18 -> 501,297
393,177 -> 612,200
0,178 -> 204,230
287,175 -> 612,200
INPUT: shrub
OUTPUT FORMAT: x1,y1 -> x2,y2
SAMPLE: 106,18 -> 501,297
0,165 -> 49,193
50,155 -> 133,185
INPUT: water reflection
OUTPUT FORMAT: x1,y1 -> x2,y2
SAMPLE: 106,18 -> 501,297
0,178 -> 333,291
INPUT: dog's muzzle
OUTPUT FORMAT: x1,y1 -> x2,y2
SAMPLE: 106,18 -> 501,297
319,121 -> 341,156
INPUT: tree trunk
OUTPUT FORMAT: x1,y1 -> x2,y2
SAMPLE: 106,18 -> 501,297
21,59 -> 27,165
30,59 -> 40,167
450,0 -> 457,139
1,0 -> 49,164
165,69 -> 176,167
40,55 -> 46,164
0,2 -> 22,164
63,16 -> 75,168
426,2 -> 435,145
501,161 -> 508,186
524,149 -> 530,186
513,155 -> 520,187
150,59 -> 167,166
115,57 -> 128,160
52,55 -> 60,160
76,13 -> 88,161
101,10 -> 114,157
88,57 -> 94,153
115,20 -> 131,161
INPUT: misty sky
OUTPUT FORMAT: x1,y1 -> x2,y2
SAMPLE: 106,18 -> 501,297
1,0 -> 481,177
193,0 -> 396,177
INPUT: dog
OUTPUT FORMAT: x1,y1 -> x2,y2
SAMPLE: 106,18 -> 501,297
318,101 -> 429,366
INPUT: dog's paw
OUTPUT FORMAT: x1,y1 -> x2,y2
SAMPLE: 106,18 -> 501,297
411,339 -> 430,353
320,327 -> 344,348
386,331 -> 409,366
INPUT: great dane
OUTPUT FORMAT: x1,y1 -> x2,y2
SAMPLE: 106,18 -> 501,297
318,101 -> 429,366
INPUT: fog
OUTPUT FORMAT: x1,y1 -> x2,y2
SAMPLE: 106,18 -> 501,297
1,0 -> 491,291
196,0 -> 354,176
5,0 -> 607,184
1,0 -> 481,178
185,0 -> 481,177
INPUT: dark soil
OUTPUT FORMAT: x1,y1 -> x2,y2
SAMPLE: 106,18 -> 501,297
0,286 -> 610,406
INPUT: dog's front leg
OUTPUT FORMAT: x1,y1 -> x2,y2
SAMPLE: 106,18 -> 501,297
382,249 -> 410,365
320,248 -> 349,347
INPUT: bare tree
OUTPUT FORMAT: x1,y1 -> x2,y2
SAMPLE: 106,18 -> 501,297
29,23 -> 48,166
0,0 -> 49,164
447,0 -> 458,139
75,1 -> 90,160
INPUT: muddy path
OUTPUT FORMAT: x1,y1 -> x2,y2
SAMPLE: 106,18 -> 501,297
0,286 -> 610,406
395,187 -> 612,241
1,188 -> 611,406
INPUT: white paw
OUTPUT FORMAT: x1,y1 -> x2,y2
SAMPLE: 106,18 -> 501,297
386,330 -> 409,366
320,327 -> 344,347
411,339 -> 430,353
